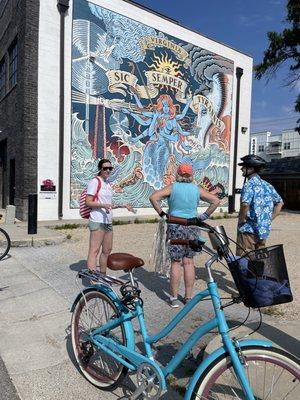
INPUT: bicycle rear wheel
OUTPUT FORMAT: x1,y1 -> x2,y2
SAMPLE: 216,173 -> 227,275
0,227 -> 11,261
192,346 -> 300,400
71,290 -> 128,389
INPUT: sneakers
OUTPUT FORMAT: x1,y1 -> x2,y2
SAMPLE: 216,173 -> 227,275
183,297 -> 192,304
169,297 -> 180,308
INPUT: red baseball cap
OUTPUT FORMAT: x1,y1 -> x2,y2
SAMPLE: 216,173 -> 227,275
177,163 -> 193,177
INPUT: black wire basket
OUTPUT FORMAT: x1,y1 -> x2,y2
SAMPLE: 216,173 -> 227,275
227,244 -> 293,308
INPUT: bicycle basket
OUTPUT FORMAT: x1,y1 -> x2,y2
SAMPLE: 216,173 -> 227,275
227,245 -> 293,308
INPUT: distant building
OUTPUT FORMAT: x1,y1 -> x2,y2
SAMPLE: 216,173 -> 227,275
250,129 -> 300,161
250,129 -> 300,211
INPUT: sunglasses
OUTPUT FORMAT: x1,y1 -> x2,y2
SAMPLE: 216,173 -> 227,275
102,166 -> 113,171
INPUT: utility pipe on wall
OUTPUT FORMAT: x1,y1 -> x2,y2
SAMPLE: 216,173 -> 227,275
228,67 -> 243,213
57,0 -> 69,219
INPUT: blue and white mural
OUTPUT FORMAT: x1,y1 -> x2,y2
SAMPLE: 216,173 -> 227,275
71,0 -> 234,208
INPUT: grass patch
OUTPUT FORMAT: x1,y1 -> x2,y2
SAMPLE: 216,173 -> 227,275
113,220 -> 132,226
53,223 -> 82,230
134,218 -> 159,224
261,306 -> 285,316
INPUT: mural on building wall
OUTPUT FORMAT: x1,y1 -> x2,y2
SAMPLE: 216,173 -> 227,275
70,0 -> 234,208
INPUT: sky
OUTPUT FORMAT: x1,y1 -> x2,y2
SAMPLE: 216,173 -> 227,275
134,0 -> 299,134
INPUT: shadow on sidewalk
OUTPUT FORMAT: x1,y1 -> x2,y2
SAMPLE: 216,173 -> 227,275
120,267 -> 170,302
249,321 -> 300,358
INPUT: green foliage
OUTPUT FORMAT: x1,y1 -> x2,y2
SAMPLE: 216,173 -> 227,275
54,223 -> 82,230
254,0 -> 300,133
112,220 -> 131,226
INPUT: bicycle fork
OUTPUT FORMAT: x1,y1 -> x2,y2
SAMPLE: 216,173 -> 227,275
209,282 -> 256,400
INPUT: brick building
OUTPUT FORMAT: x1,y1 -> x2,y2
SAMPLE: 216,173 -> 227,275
0,0 -> 39,220
0,0 -> 252,221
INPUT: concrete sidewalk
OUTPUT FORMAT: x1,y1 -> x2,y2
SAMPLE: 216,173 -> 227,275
0,244 -> 299,399
0,215 -> 299,399
1,222 -> 68,247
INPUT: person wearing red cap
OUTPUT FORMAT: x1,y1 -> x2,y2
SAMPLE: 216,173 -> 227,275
150,163 -> 220,308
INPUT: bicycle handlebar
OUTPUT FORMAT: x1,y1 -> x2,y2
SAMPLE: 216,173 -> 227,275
167,215 -> 212,231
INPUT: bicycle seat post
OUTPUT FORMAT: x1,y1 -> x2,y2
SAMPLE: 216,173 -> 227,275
128,269 -> 136,287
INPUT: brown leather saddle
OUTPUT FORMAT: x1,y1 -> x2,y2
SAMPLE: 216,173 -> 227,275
107,253 -> 144,272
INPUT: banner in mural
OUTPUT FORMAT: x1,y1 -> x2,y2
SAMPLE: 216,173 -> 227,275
70,0 -> 234,208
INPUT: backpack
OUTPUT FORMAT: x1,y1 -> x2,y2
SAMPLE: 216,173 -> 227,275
79,177 -> 102,219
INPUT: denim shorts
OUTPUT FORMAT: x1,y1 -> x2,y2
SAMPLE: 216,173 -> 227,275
167,224 -> 200,261
88,220 -> 113,232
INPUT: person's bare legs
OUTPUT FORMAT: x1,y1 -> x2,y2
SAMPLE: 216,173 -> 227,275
87,230 -> 105,271
183,256 -> 195,299
99,231 -> 113,274
170,260 -> 182,298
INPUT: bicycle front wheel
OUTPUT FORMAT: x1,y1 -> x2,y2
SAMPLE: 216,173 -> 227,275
71,290 -> 128,389
192,345 -> 300,400
0,227 -> 11,260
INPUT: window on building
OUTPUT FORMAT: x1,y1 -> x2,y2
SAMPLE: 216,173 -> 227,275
258,145 -> 264,152
8,38 -> 17,89
0,56 -> 6,99
284,142 -> 291,150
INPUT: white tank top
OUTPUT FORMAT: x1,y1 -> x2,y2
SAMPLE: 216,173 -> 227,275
86,177 -> 113,223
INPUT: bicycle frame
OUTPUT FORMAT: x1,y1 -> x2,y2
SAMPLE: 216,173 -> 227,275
73,251 -> 273,400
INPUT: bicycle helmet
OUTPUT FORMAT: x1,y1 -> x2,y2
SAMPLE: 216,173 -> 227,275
238,154 -> 266,167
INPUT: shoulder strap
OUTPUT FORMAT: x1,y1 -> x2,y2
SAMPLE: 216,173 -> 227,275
92,177 -> 102,200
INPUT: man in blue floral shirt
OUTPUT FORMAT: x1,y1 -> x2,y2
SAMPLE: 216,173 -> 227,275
236,154 -> 283,256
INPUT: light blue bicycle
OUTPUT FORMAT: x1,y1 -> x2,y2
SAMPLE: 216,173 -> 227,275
71,216 -> 300,399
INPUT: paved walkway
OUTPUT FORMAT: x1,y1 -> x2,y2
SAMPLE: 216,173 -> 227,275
0,217 -> 299,399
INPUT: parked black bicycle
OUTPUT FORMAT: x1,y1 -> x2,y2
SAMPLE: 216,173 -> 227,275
0,227 -> 11,260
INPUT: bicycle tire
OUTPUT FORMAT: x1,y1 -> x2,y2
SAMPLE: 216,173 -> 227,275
0,227 -> 11,261
71,290 -> 128,389
191,345 -> 300,400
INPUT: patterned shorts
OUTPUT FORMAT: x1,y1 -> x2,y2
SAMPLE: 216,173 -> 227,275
167,224 -> 200,261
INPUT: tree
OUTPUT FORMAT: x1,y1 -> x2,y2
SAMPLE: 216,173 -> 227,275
254,0 -> 300,133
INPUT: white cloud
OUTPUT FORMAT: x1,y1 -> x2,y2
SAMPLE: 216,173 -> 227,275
281,105 -> 294,114
294,79 -> 300,93
255,100 -> 267,109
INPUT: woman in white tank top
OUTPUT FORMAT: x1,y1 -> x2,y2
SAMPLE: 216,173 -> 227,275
85,159 -> 134,274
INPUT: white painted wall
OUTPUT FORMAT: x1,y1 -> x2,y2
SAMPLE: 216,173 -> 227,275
38,0 -> 253,220
37,0 -> 61,220
282,129 -> 300,158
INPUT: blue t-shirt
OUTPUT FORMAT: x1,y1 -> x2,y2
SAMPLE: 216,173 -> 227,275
239,175 -> 282,239
168,182 -> 200,218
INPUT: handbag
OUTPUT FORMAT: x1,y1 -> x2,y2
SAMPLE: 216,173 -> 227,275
79,177 -> 102,219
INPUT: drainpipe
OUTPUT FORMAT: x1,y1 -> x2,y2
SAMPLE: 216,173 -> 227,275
57,0 -> 69,219
228,67 -> 243,213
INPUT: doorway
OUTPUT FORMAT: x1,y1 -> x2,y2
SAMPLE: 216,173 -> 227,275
9,158 -> 15,205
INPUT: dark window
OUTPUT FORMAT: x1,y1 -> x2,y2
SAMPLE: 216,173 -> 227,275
0,56 -> 6,99
284,142 -> 291,150
8,38 -> 17,89
258,145 -> 264,152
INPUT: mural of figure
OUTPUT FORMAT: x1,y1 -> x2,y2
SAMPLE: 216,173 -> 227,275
122,93 -> 193,188
124,93 -> 192,148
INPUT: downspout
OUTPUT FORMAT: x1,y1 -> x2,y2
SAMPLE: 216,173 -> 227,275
228,67 -> 243,213
57,0 -> 69,219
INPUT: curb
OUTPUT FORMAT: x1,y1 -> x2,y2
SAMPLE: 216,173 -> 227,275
10,234 -> 67,248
